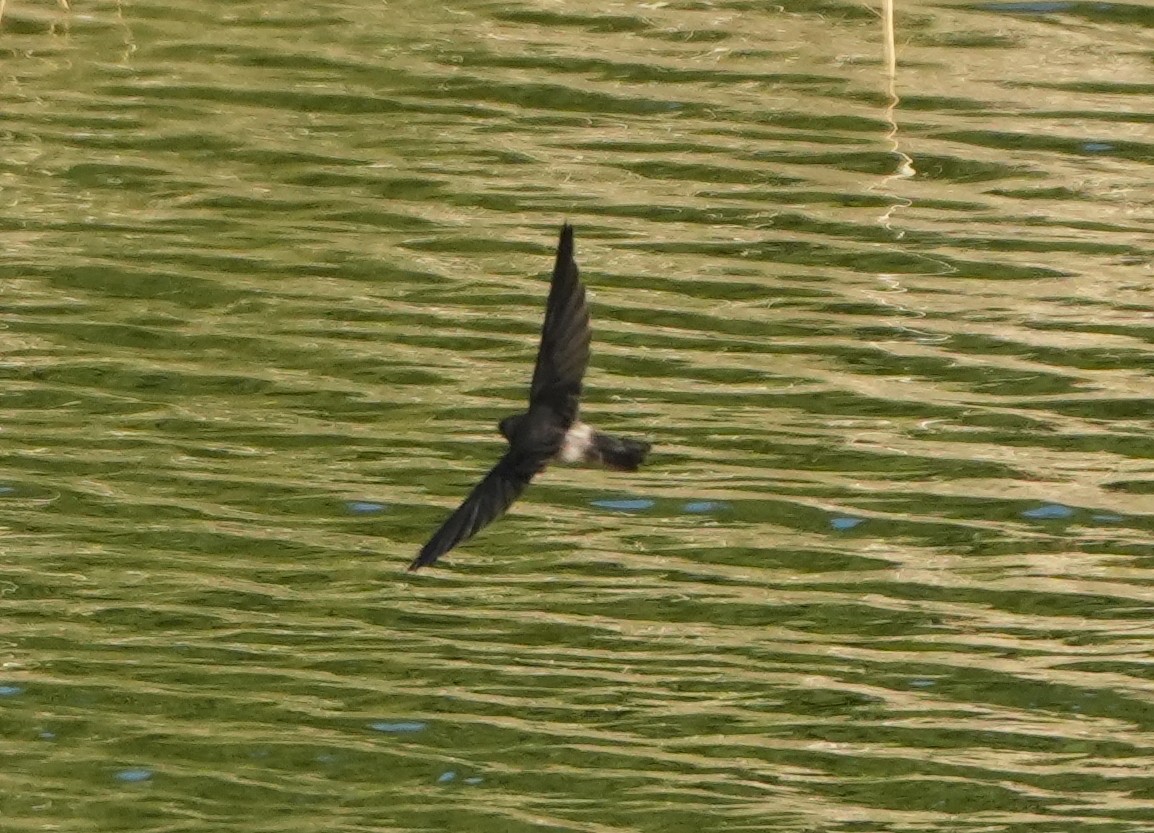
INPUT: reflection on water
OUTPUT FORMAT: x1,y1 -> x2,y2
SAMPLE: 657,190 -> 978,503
0,0 -> 1152,830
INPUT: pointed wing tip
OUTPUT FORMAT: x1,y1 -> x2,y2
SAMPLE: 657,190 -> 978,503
408,545 -> 442,572
408,537 -> 445,571
558,223 -> 575,255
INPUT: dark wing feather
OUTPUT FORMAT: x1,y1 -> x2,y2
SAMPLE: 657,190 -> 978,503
409,452 -> 540,571
528,224 -> 590,420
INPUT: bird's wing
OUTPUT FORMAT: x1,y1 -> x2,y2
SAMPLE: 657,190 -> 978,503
528,224 -> 590,420
409,451 -> 540,571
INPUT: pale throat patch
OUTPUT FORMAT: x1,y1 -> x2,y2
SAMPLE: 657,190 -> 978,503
558,421 -> 594,464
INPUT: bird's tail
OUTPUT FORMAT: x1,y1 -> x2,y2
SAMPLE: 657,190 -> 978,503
591,432 -> 651,472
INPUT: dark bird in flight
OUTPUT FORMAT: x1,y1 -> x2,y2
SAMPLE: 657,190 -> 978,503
410,224 -> 651,571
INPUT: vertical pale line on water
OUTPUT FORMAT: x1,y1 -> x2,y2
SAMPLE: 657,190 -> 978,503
858,0 -> 922,316
873,0 -> 915,231
115,0 -> 136,63
882,0 -> 897,80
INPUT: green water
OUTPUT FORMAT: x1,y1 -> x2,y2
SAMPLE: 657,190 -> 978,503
0,1 -> 1152,830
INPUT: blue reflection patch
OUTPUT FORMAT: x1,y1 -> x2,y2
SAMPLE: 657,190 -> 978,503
0,685 -> 24,697
592,498 -> 654,512
437,770 -> 457,783
1091,513 -> 1124,523
347,501 -> 387,514
370,721 -> 427,734
683,501 -> 728,514
1022,504 -> 1074,520
830,516 -> 864,531
115,769 -> 153,783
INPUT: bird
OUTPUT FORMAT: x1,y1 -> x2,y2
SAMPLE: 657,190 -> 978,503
409,224 -> 651,571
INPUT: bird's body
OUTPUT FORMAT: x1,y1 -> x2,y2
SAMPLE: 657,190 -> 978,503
410,224 -> 651,571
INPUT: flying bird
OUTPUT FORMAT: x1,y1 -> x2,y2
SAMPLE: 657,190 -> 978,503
410,224 -> 651,571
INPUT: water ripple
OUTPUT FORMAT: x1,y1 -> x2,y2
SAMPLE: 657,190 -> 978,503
0,1 -> 1151,831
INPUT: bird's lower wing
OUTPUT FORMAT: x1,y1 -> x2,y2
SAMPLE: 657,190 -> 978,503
409,453 -> 537,571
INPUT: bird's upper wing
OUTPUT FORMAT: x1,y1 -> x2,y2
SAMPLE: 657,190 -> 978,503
528,224 -> 590,420
409,451 -> 541,571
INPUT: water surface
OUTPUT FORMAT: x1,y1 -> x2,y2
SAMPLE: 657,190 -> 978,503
1,1 -> 1153,830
